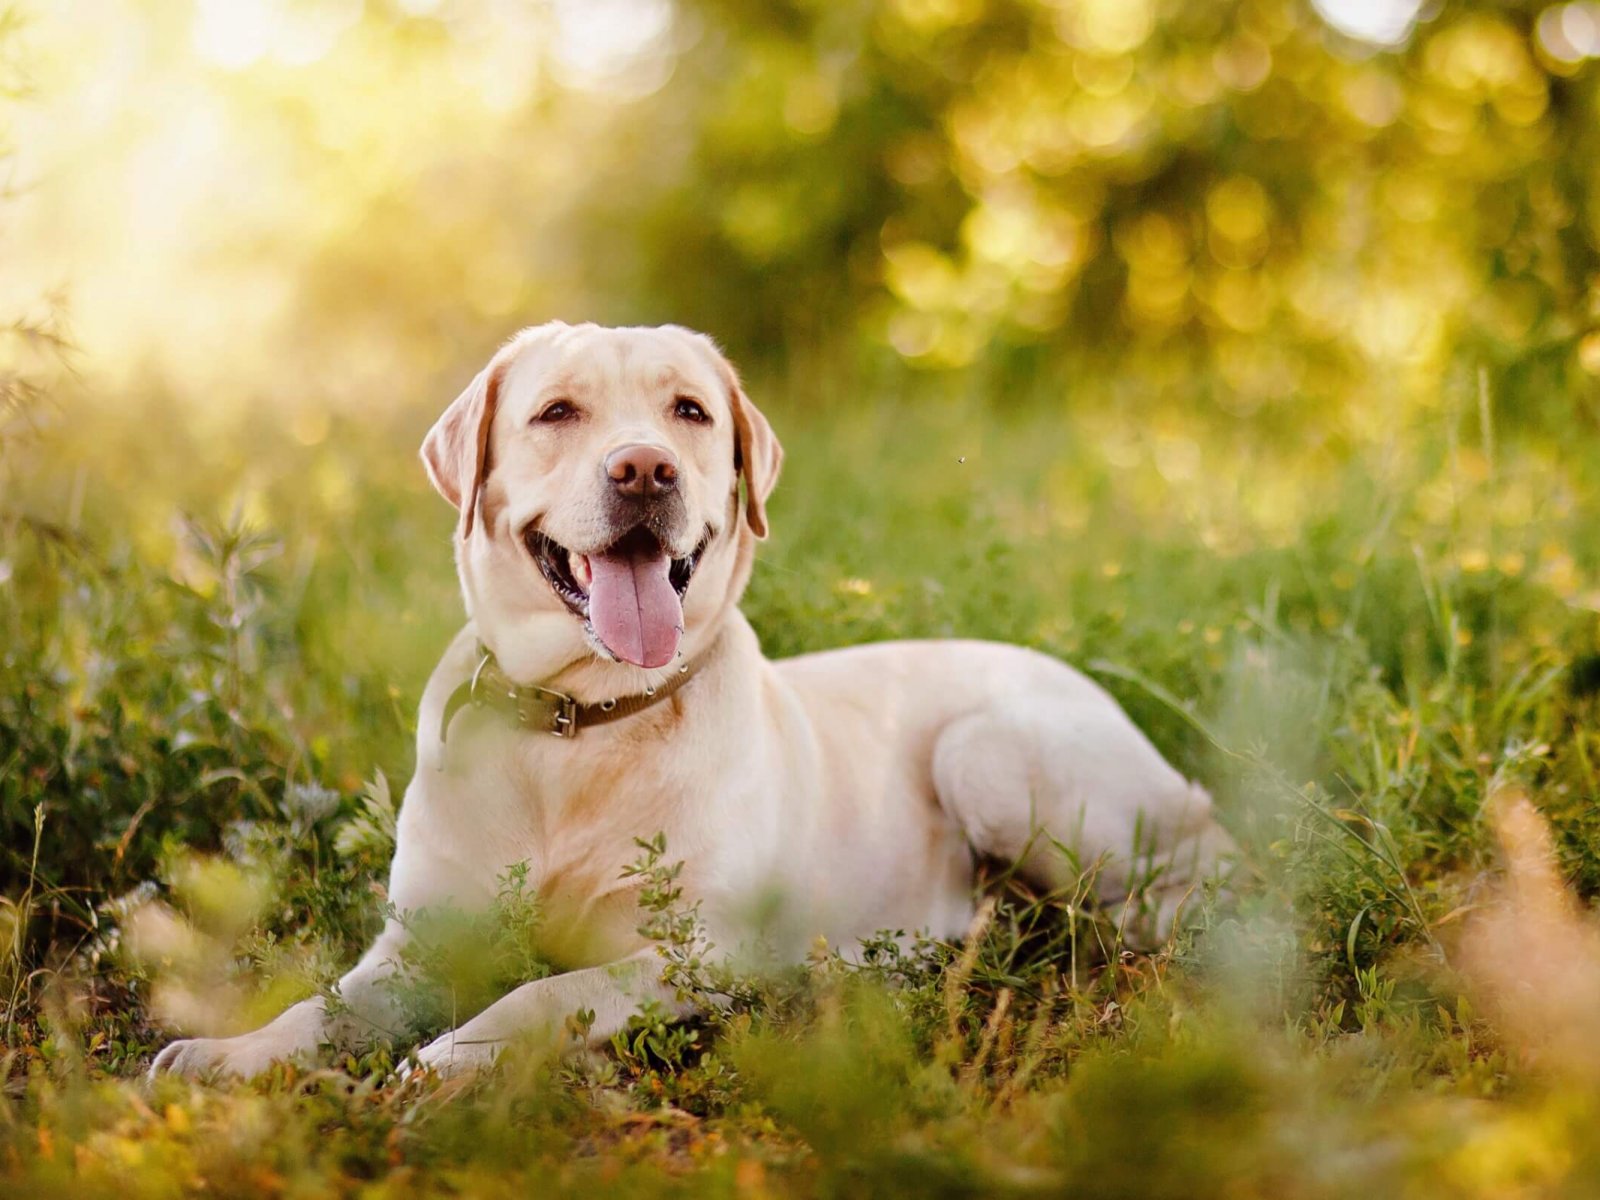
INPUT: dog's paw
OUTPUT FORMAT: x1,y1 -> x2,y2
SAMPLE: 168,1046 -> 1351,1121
407,1031 -> 502,1080
148,1034 -> 293,1082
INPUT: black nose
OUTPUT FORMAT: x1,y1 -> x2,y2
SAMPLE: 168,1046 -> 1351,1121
605,443 -> 679,499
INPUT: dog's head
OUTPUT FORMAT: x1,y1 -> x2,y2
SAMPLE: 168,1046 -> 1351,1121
421,322 -> 781,674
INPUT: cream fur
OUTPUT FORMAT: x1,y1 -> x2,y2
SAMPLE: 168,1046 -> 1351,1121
150,322 -> 1234,1080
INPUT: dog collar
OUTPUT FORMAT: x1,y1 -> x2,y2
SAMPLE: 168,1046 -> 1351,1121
439,639 -> 713,749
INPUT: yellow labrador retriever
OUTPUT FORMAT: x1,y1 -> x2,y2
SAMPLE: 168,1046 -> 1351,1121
152,322 -> 1234,1079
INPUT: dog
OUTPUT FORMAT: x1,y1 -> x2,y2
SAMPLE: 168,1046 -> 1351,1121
151,322 -> 1234,1079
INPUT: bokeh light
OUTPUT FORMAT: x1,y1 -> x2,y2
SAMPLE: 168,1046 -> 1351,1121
1310,0 -> 1426,46
3,0 -> 1599,434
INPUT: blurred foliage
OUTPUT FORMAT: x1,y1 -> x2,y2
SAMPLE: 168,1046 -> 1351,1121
17,0 -> 1600,433
619,0 -> 1600,413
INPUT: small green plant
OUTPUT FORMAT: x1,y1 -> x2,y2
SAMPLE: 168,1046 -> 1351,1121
379,862 -> 558,1044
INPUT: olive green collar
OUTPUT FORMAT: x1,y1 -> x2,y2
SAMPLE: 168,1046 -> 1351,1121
439,638 -> 715,750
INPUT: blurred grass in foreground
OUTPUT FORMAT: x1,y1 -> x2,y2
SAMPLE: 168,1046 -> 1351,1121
4,359 -> 1600,1196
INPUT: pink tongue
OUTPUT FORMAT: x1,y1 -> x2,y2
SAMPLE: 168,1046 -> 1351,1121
585,545 -> 683,668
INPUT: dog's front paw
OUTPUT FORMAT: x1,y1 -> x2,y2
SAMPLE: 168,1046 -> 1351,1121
150,1036 -> 268,1081
408,1031 -> 502,1080
148,1033 -> 297,1082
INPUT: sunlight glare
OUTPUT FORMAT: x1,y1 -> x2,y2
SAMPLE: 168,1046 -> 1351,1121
192,0 -> 278,70
550,0 -> 675,96
1310,0 -> 1425,46
192,0 -> 362,71
1538,3 -> 1600,63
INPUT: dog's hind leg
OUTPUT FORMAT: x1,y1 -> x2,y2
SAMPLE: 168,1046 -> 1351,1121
931,696 -> 1235,950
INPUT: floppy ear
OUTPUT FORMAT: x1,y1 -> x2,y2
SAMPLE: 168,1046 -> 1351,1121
420,360 -> 504,538
728,375 -> 783,539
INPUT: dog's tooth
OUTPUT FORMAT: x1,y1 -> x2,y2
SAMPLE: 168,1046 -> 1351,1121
573,554 -> 592,589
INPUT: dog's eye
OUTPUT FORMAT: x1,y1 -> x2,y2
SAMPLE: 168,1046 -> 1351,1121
534,400 -> 576,424
674,397 -> 709,423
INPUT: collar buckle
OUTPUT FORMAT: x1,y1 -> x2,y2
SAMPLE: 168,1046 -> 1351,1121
549,691 -> 578,737
516,683 -> 578,738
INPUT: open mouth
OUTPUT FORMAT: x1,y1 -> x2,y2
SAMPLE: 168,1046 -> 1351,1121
524,524 -> 709,668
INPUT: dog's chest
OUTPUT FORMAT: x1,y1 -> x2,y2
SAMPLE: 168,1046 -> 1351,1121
443,729 -> 696,964
411,649 -> 771,957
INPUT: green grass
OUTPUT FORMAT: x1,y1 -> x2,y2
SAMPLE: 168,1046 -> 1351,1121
3,372 -> 1600,1197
